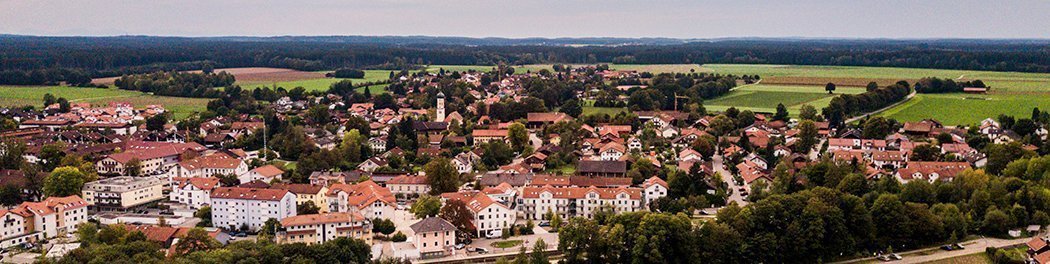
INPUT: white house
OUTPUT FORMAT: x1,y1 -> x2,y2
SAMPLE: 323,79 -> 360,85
170,177 -> 221,210
520,186 -> 642,220
171,154 -> 248,178
211,187 -> 297,231
238,165 -> 284,184
440,192 -> 515,238
326,181 -> 396,219
641,176 -> 668,207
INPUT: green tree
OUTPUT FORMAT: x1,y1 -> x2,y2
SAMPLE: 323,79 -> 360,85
125,158 -> 142,177
43,166 -> 86,197
861,117 -> 893,139
146,112 -> 169,131
440,200 -> 476,235
795,120 -> 819,153
424,158 -> 459,195
866,82 -> 879,92
508,122 -> 529,152
43,93 -> 57,107
530,239 -> 548,264
559,99 -> 583,118
708,115 -> 736,136
411,195 -> 442,218
825,82 -> 837,94
773,103 -> 789,121
174,228 -> 221,256
39,143 -> 65,172
195,206 -> 213,227
297,200 -> 320,215
260,218 -> 282,237
799,104 -> 819,121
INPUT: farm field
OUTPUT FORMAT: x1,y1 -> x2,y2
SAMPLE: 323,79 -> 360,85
879,93 -> 1050,125
239,69 -> 394,92
0,86 -> 209,119
704,84 -> 864,114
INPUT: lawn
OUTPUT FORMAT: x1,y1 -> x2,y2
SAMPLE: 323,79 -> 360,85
880,93 -> 1050,126
490,240 -> 523,249
704,84 -> 863,114
0,86 -> 209,119
239,70 -> 394,92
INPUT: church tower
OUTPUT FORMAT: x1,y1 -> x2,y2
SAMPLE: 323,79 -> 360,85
436,92 -> 446,122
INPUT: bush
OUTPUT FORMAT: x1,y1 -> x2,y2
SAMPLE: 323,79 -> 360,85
331,68 -> 366,78
391,232 -> 407,242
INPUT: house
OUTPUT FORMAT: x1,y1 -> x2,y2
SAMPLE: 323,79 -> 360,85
737,161 -> 771,188
895,161 -> 971,183
171,153 -> 248,178
641,176 -> 669,206
526,113 -> 573,129
481,183 -> 517,206
0,196 -> 89,248
326,180 -> 396,219
82,176 -> 166,209
440,191 -> 515,238
903,119 -> 942,136
170,177 -> 221,210
451,152 -> 478,174
357,157 -> 388,172
577,160 -> 627,177
472,129 -> 508,146
523,152 -> 548,171
95,141 -> 206,176
272,183 -> 330,213
387,175 -> 431,196
599,142 -> 626,161
239,165 -> 284,184
871,150 -> 907,169
410,217 -> 457,259
124,224 -> 230,250
479,173 -> 534,188
520,186 -> 643,220
309,171 -> 362,186
678,149 -> 703,162
210,187 -> 297,232
278,212 -> 372,245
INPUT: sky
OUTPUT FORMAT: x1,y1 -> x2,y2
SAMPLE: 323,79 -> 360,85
1,0 -> 1049,39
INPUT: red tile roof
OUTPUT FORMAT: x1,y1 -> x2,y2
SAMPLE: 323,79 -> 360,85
211,187 -> 290,201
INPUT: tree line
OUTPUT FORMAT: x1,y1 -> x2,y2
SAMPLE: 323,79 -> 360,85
5,36 -> 1050,81
114,71 -> 236,98
914,77 -> 988,93
822,81 -> 912,127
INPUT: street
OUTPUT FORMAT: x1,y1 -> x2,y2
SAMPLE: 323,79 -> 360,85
832,236 -> 1032,264
712,154 -> 748,206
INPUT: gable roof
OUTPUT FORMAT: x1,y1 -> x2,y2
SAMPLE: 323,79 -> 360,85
249,165 -> 284,178
410,217 -> 456,233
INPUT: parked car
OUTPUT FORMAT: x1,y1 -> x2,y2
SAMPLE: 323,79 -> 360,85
474,248 -> 489,254
538,221 -> 551,227
454,244 -> 465,250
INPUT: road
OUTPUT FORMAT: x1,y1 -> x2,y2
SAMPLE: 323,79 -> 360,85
712,154 -> 748,206
832,236 -> 1031,264
844,90 -> 917,124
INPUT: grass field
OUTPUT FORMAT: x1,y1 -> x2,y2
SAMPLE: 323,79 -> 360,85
490,240 -> 523,249
879,93 -> 1050,125
239,70 -> 394,92
0,86 -> 209,119
704,84 -> 864,114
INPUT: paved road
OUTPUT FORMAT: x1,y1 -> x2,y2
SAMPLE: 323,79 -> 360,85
712,154 -> 748,206
832,236 -> 1031,264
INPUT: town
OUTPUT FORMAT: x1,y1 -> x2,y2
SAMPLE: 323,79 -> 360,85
1,61 -> 1049,264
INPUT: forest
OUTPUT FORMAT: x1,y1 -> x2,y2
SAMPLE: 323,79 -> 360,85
3,35 -> 1050,85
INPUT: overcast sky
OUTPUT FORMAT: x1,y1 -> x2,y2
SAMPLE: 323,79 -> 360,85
2,0 -> 1048,39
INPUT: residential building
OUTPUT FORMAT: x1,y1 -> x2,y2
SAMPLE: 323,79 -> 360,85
170,177 -> 221,210
82,176 -> 166,209
326,180 -> 396,219
410,217 -> 456,259
95,141 -> 206,176
520,186 -> 643,220
0,196 -> 89,248
272,183 -> 329,213
440,191 -> 514,238
210,187 -> 297,231
576,160 -> 627,177
278,212 -> 372,245
641,176 -> 669,206
387,175 -> 431,196
239,165 -> 284,185
472,129 -> 508,146
171,153 -> 247,178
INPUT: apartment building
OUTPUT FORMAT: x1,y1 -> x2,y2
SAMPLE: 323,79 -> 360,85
82,176 -> 166,209
520,186 -> 643,220
326,180 -> 396,219
387,175 -> 430,196
170,177 -> 221,210
278,212 -> 372,245
170,153 -> 248,178
95,141 -> 206,176
440,191 -> 514,238
0,196 -> 89,248
210,187 -> 297,232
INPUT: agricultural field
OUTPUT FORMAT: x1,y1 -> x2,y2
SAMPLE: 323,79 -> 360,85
879,93 -> 1050,126
695,64 -> 1050,125
0,86 -> 209,119
704,84 -> 864,114
239,69 -> 394,92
